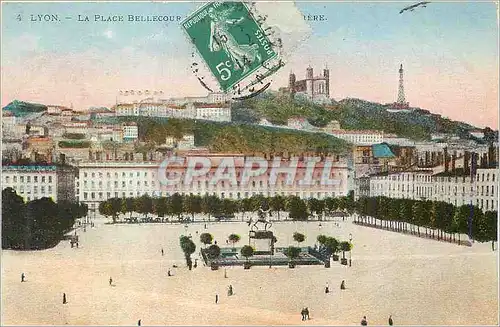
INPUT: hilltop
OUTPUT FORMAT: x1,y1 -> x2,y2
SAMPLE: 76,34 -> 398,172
2,100 -> 47,117
231,93 -> 486,141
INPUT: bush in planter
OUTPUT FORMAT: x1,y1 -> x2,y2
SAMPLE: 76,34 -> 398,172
317,234 -> 328,247
200,233 -> 213,248
228,234 -> 241,249
206,244 -> 221,260
340,241 -> 352,265
285,246 -> 301,268
179,235 -> 196,270
293,232 -> 306,246
241,245 -> 254,269
325,237 -> 340,261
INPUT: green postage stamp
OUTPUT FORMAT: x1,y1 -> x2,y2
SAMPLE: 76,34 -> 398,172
182,1 -> 280,93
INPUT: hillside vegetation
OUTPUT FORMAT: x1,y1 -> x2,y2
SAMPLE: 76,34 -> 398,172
231,93 -> 478,141
101,116 -> 351,155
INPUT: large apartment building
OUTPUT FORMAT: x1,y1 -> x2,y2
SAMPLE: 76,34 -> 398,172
367,168 -> 498,212
2,164 -> 77,203
76,154 -> 353,212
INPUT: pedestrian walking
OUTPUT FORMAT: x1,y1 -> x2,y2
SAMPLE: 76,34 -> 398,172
168,269 -> 171,277
194,259 -> 198,268
301,308 -> 306,321
63,293 -> 67,304
76,242 -> 79,248
304,307 -> 310,320
137,319 -> 141,326
224,268 -> 227,278
340,280 -> 346,290
161,248 -> 164,256
21,273 -> 25,282
361,316 -> 367,326
215,294 -> 219,304
109,277 -> 113,286
227,285 -> 233,296
388,315 -> 393,326
325,282 -> 329,293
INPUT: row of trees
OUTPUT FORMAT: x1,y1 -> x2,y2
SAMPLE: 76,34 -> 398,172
98,193 -> 356,223
100,192 -> 497,250
355,196 -> 497,250
2,188 -> 88,250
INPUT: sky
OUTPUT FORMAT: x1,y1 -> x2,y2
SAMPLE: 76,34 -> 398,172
1,1 -> 498,128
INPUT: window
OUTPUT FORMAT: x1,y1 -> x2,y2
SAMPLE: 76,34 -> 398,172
41,186 -> 45,193
84,192 -> 88,200
107,192 -> 111,198
48,186 -> 52,193
20,176 -> 24,183
107,172 -> 111,178
122,182 -> 126,187
92,173 -> 95,178
27,176 -> 31,183
49,176 -> 52,183
84,173 -> 88,178
99,173 -> 103,178
41,176 -> 45,183
34,186 -> 38,194
91,192 -> 95,199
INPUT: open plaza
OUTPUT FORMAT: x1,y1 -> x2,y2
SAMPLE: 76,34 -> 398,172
1,214 -> 498,326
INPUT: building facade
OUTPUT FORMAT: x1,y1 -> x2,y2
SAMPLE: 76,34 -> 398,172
367,168 -> 498,212
76,154 -> 353,209
329,130 -> 384,145
2,165 -> 77,203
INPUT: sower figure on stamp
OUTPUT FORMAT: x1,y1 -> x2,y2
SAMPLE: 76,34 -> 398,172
208,7 -> 261,75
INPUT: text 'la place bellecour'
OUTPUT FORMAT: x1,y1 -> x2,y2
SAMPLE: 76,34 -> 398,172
77,14 -> 182,22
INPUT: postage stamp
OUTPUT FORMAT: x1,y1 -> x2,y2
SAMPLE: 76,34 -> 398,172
1,0 -> 498,326
182,1 -> 285,98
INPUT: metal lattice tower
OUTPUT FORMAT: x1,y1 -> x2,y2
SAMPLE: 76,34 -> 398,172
397,64 -> 406,104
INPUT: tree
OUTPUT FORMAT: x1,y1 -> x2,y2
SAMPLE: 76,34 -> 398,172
109,197 -> 123,223
99,201 -> 113,221
183,195 -> 202,220
125,197 -> 136,220
324,197 -> 338,217
228,234 -> 241,249
286,196 -> 308,221
206,244 -> 221,260
269,195 -> 286,220
339,241 -> 351,260
179,235 -> 196,270
154,197 -> 168,219
483,211 -> 498,251
241,245 -> 254,263
412,201 -> 425,236
200,233 -> 213,248
452,205 -> 471,244
317,234 -> 328,247
285,246 -> 302,266
293,232 -> 306,246
308,198 -> 325,219
2,188 -> 26,249
170,193 -> 184,218
325,237 -> 339,257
